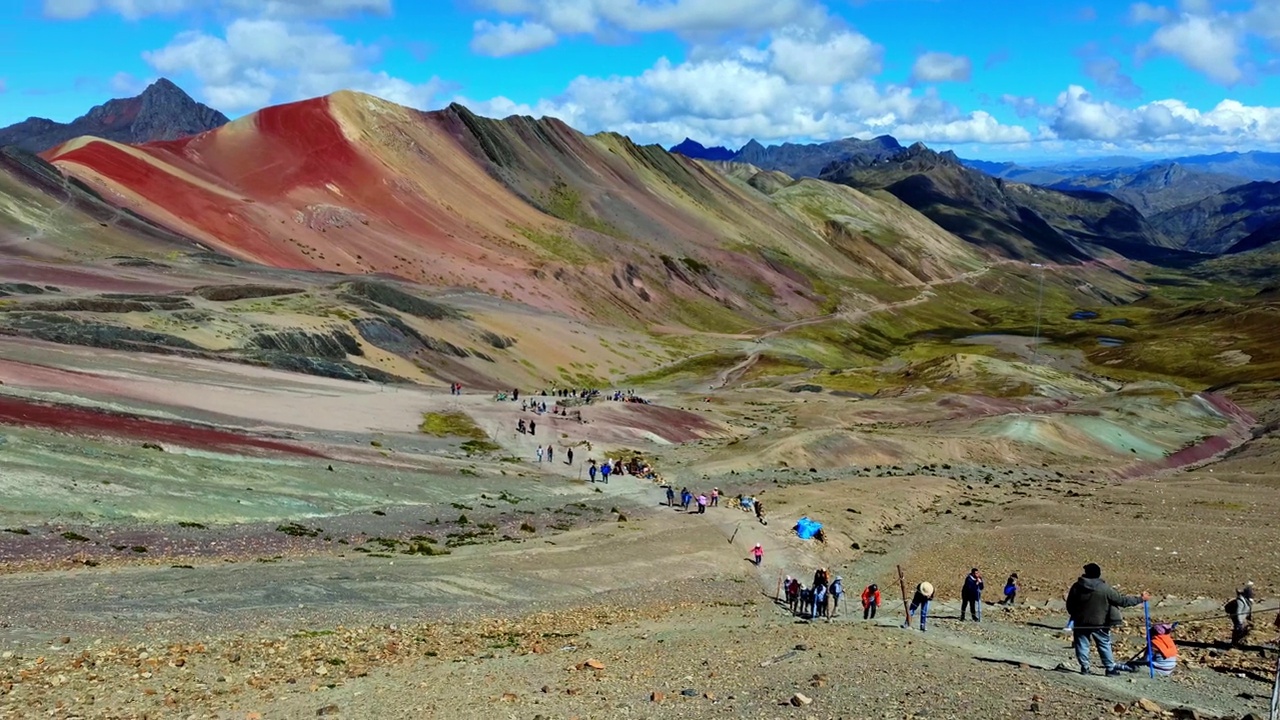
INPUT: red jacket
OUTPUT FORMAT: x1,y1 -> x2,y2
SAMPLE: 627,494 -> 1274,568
862,587 -> 881,607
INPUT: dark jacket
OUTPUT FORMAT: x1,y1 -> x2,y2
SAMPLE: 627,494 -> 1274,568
1066,576 -> 1142,628
962,573 -> 984,600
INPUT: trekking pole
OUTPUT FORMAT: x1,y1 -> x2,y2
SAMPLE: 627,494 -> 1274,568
776,574 -> 783,602
1270,651 -> 1280,720
897,565 -> 910,626
1144,601 -> 1154,679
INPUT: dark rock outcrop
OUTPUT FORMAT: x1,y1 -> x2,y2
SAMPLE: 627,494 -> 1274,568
669,138 -> 735,162
248,329 -> 363,359
0,78 -> 229,153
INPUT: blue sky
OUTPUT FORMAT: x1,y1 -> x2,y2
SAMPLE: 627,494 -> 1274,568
4,0 -> 1280,160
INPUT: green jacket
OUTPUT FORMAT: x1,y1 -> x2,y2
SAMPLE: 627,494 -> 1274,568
1066,576 -> 1142,628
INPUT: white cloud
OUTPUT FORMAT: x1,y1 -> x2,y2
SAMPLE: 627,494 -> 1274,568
1144,13 -> 1243,84
461,46 -> 1029,148
108,71 -> 148,94
1041,85 -> 1280,145
470,0 -> 828,47
910,51 -> 972,83
470,20 -> 558,56
143,18 -> 445,112
1129,2 -> 1173,23
43,0 -> 389,20
768,29 -> 881,85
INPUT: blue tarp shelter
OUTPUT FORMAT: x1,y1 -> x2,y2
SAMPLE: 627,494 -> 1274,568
795,516 -> 823,540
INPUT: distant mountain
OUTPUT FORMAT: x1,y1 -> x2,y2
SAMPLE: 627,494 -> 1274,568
671,135 -> 903,178
669,138 -> 734,162
0,78 -> 229,153
1050,163 -> 1246,216
821,142 -> 1192,264
1151,181 -> 1280,254
1169,151 -> 1280,182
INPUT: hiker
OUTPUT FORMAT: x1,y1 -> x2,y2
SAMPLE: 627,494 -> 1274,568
1002,573 -> 1019,605
536,446 -> 544,463
1226,581 -> 1255,647
681,487 -> 691,510
710,488 -> 719,507
753,499 -> 766,525
566,447 -> 573,464
903,581 -> 934,632
813,581 -> 829,620
1118,622 -> 1179,676
961,568 -> 984,622
696,493 -> 708,514
546,446 -> 554,463
785,577 -> 801,613
751,543 -> 763,566
588,460 -> 598,482
813,568 -> 829,590
800,585 -> 814,618
862,583 -> 881,620
830,576 -> 844,616
517,418 -> 526,434
600,461 -> 611,484
666,486 -> 675,506
1065,562 -> 1152,676
512,388 -> 519,401
529,419 -> 536,435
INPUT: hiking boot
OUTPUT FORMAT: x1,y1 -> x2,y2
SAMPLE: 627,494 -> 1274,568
1105,668 -> 1123,677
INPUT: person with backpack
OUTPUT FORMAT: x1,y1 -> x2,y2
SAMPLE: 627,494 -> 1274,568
1065,562 -> 1152,676
785,577 -> 801,614
1118,622 -> 1179,676
830,576 -> 845,616
813,582 -> 829,620
1226,581 -> 1255,647
862,583 -> 881,620
903,582 -> 934,632
1002,573 -> 1019,605
961,568 -> 984,622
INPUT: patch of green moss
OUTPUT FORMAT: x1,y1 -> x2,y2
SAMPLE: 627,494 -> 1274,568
420,412 -> 487,440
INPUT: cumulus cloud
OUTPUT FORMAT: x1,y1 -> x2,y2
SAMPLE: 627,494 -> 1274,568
461,42 -> 1029,147
1041,85 -> 1280,145
470,20 -> 558,56
143,18 -> 446,111
768,29 -> 882,85
43,0 -> 390,20
910,52 -> 972,83
1129,0 -> 1280,86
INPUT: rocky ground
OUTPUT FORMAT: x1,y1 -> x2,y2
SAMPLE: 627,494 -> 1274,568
2,335 -> 1280,719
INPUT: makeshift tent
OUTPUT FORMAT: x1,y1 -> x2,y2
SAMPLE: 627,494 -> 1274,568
795,517 -> 823,540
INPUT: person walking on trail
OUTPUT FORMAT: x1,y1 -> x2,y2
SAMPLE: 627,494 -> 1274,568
546,446 -> 554,464
681,487 -> 691,511
536,446 -> 544,463
1002,573 -> 1019,605
588,461 -> 597,483
665,486 -> 675,507
903,582 -> 934,632
753,499 -> 766,525
710,488 -> 719,507
785,577 -> 800,614
862,583 -> 881,620
830,576 -> 844,616
601,461 -> 612,484
696,493 -> 708,514
1226,581 -> 1255,647
529,419 -> 536,435
813,582 -> 829,620
566,448 -> 574,465
961,568 -> 984,622
1065,562 -> 1152,676
751,543 -> 763,566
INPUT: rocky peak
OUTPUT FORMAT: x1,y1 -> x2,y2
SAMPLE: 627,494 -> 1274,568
0,78 -> 229,154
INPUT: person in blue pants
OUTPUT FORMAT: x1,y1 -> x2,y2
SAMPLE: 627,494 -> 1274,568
903,582 -> 934,632
600,462 -> 611,484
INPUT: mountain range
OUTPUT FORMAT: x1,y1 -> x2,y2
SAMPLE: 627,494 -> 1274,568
2,81 -> 1280,328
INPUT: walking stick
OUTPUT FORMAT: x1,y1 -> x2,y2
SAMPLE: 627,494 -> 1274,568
1152,599 -> 1162,676
897,565 -> 911,626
